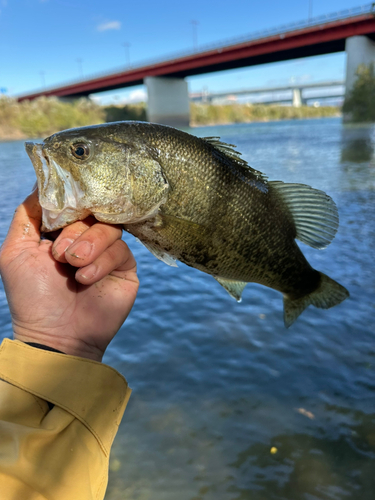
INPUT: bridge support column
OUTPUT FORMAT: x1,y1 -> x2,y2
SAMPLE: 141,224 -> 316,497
145,77 -> 190,128
292,88 -> 302,107
345,36 -> 375,95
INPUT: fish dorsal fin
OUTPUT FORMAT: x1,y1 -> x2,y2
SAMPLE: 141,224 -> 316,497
202,136 -> 267,181
203,137 -> 247,165
214,277 -> 247,302
269,181 -> 339,249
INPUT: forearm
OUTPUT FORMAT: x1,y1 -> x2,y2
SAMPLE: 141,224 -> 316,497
0,339 -> 131,500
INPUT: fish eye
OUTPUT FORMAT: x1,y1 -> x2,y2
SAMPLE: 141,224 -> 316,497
71,142 -> 90,160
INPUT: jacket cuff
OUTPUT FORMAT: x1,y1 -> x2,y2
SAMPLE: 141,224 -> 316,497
0,338 -> 131,455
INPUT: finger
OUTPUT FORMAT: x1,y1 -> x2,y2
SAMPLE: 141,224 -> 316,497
75,239 -> 137,284
63,222 -> 123,268
52,217 -> 96,263
2,188 -> 42,248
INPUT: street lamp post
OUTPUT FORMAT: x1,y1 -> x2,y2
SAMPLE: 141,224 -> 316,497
123,42 -> 131,68
76,58 -> 83,78
40,71 -> 46,88
190,20 -> 199,51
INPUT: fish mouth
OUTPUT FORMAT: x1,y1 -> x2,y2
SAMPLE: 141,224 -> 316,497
25,141 -> 90,231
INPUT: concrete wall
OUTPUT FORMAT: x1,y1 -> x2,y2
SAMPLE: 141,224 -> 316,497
345,35 -> 375,95
145,77 -> 190,128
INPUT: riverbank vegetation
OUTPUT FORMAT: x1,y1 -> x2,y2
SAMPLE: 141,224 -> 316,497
103,101 -> 339,126
103,103 -> 147,122
103,102 -> 339,126
0,96 -> 340,141
343,63 -> 375,122
190,102 -> 339,126
0,96 -> 104,140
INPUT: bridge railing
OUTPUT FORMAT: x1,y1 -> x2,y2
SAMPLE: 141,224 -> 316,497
201,3 -> 374,54
17,3 -> 375,98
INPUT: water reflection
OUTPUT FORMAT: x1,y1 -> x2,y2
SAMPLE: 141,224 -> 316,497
339,125 -> 375,192
341,125 -> 375,164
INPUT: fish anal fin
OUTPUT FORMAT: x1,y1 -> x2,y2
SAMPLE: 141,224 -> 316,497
214,277 -> 247,302
270,181 -> 339,249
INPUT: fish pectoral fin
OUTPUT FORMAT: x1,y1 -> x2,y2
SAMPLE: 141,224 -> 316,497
139,240 -> 178,268
158,212 -> 210,239
214,277 -> 247,302
158,213 -> 205,231
269,181 -> 339,249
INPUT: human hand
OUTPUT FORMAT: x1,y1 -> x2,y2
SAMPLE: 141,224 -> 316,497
0,189 -> 139,361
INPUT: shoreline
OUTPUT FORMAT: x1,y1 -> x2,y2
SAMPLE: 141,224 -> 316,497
0,126 -> 29,142
0,113 -> 342,143
0,97 -> 341,141
189,113 -> 342,128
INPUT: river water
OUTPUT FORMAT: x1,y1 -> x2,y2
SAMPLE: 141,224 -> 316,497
0,118 -> 374,499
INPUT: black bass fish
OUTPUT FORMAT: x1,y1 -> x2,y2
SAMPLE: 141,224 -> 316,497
25,121 -> 349,327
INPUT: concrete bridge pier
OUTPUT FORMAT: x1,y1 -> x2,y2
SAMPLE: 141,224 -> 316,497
345,35 -> 375,95
145,76 -> 190,128
292,88 -> 302,107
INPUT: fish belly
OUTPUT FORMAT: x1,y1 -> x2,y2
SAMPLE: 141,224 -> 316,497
125,208 -> 318,302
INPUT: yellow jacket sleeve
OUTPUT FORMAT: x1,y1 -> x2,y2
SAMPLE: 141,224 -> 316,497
0,338 -> 131,500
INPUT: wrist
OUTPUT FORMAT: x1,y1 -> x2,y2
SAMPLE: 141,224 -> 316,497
13,326 -> 103,362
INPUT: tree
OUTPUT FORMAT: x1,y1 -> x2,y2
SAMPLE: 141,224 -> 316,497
343,63 -> 375,122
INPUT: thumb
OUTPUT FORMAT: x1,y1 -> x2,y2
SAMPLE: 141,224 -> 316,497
1,188 -> 42,250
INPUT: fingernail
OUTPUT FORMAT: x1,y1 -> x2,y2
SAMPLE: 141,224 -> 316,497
53,238 -> 74,258
68,241 -> 93,260
79,264 -> 97,280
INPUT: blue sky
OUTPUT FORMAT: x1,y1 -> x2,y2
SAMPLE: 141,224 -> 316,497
0,0 -> 369,103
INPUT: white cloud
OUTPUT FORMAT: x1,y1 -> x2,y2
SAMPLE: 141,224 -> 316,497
290,74 -> 313,84
92,88 -> 147,106
125,89 -> 147,103
97,21 -> 121,32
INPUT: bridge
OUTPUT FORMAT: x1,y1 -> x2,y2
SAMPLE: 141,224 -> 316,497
17,4 -> 375,126
190,80 -> 345,106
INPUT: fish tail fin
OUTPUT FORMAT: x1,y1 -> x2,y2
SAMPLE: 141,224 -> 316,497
283,272 -> 349,328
